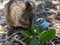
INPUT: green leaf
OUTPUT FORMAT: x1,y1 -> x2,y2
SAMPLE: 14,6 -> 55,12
33,25 -> 42,34
26,38 -> 32,44
28,25 -> 42,35
20,30 -> 32,37
28,26 -> 35,35
30,38 -> 38,45
39,29 -> 56,44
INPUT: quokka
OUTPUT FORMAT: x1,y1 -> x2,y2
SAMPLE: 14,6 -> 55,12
4,0 -> 35,36
4,0 -> 35,28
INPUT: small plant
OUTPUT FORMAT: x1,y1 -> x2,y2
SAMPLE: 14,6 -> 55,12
20,22 -> 56,45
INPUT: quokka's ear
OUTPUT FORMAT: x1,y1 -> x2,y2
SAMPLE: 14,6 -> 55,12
25,1 -> 35,11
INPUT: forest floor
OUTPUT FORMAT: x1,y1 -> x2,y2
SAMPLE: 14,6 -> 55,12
0,0 -> 60,45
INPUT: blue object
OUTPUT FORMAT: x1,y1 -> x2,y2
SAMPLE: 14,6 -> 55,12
40,21 -> 51,30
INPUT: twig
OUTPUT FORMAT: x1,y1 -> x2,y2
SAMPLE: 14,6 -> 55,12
12,38 -> 26,45
2,32 -> 20,41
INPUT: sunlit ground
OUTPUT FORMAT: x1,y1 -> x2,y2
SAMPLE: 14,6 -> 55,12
52,1 -> 60,4
0,3 -> 4,10
0,42 -> 2,45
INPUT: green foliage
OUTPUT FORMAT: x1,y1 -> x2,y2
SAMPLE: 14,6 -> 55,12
39,29 -> 56,44
30,38 -> 38,45
20,30 -> 32,37
20,23 -> 56,45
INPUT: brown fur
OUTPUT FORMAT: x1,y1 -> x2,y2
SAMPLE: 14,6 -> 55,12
4,0 -> 35,29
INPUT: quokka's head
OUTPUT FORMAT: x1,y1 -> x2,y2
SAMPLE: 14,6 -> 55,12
6,0 -> 35,14
18,0 -> 35,11
17,0 -> 35,13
